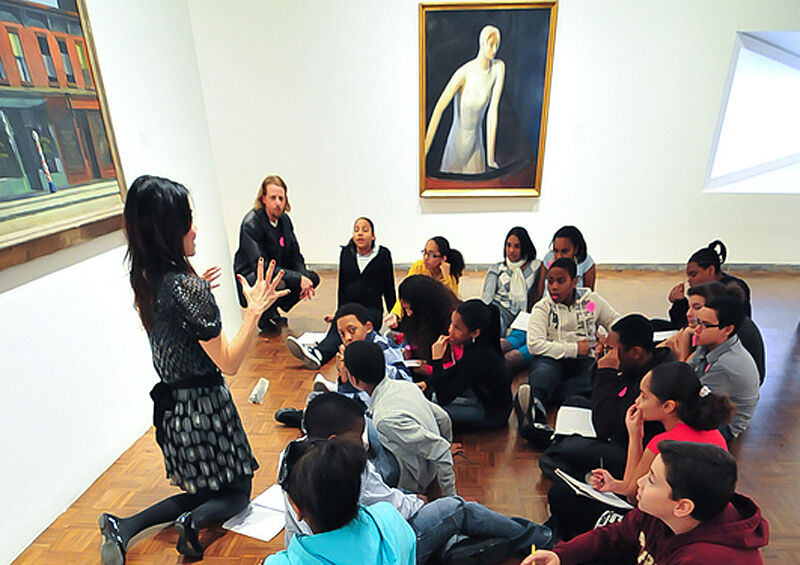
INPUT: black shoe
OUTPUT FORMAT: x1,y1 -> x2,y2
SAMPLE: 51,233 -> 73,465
175,512 -> 204,559
519,421 -> 555,451
443,537 -> 511,565
98,513 -> 126,565
276,315 -> 289,326
275,407 -> 304,428
258,316 -> 280,333
532,397 -> 548,424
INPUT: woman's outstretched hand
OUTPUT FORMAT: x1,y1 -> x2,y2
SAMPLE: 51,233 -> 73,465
237,258 -> 290,316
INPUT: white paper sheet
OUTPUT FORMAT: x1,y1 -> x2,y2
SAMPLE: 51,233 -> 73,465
509,312 -> 531,332
222,484 -> 286,542
654,330 -> 677,342
555,468 -> 633,510
553,406 -> 596,438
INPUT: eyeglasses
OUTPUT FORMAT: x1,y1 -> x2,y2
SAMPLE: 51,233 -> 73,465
692,318 -> 720,329
421,250 -> 441,258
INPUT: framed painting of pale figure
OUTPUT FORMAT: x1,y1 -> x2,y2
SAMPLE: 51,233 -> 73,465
0,0 -> 124,270
419,2 -> 557,197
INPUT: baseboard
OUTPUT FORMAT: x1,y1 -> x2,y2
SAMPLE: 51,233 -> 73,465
307,263 -> 800,273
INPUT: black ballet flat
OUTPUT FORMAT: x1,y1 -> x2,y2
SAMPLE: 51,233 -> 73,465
175,512 -> 204,559
98,513 -> 126,565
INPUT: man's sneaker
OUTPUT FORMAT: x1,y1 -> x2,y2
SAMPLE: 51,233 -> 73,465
513,384 -> 532,428
286,336 -> 323,370
313,373 -> 337,392
442,537 -> 511,565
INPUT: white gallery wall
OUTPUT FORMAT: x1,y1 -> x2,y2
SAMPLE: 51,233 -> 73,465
0,1 -> 240,562
189,0 -> 800,267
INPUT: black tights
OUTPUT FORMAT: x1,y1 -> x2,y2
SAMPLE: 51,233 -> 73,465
115,476 -> 251,548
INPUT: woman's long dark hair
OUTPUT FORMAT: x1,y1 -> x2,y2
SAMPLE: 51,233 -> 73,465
398,275 -> 459,362
457,299 -> 502,354
430,236 -> 465,282
124,175 -> 195,332
648,362 -> 736,431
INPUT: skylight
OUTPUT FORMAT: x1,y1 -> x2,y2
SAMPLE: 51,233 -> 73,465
705,31 -> 800,193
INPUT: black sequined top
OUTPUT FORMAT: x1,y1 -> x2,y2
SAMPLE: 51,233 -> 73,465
147,272 -> 258,494
150,272 -> 223,383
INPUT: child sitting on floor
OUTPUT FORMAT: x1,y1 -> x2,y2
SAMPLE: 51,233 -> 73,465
266,438 -> 416,565
524,440 -> 769,564
481,226 -> 541,336
285,217 -> 396,370
503,226 -> 596,375
423,299 -> 512,432
516,257 -> 620,446
344,340 -> 456,498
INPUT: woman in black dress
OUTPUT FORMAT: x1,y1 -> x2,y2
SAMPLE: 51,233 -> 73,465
98,175 -> 287,564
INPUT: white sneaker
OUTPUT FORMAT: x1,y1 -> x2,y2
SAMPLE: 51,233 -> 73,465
313,373 -> 338,392
286,336 -> 322,370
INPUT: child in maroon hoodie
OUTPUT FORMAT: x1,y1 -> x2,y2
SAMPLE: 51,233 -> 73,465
523,440 -> 769,565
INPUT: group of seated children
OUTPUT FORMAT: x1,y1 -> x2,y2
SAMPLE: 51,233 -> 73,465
265,349 -> 769,564
272,348 -> 553,564
264,216 -> 768,563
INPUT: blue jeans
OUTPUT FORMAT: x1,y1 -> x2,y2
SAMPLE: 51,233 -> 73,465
409,496 -> 551,564
528,355 -> 596,406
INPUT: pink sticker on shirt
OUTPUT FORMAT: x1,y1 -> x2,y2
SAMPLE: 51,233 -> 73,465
586,301 -> 596,313
547,260 -> 553,268
279,236 -> 285,247
618,386 -> 627,398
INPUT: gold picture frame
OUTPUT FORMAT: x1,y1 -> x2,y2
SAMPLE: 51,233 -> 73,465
0,0 -> 125,270
419,1 -> 557,197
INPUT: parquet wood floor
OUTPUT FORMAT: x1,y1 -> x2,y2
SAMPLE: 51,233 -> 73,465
12,269 -> 800,564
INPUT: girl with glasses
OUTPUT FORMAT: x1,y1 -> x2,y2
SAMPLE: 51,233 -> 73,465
385,236 -> 464,329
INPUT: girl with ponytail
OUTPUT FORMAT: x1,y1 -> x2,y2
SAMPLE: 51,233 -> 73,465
421,299 -> 512,431
590,361 -> 735,499
666,240 -> 752,326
